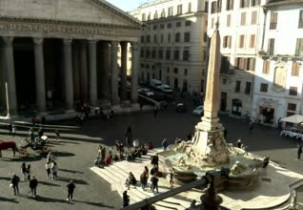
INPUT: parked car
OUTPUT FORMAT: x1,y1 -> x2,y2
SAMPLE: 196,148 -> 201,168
192,105 -> 204,116
175,103 -> 187,113
138,88 -> 154,97
149,79 -> 162,90
159,84 -> 173,93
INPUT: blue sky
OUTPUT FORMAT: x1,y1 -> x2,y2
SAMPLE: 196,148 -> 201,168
106,0 -> 148,12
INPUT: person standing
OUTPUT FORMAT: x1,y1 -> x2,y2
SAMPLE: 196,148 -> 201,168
26,164 -> 31,181
123,190 -> 130,207
55,129 -> 60,141
29,176 -> 38,197
237,139 -> 243,149
66,180 -> 76,202
150,175 -> 159,194
162,138 -> 168,151
45,162 -> 51,178
50,162 -> 58,180
140,166 -> 149,190
21,162 -> 27,181
169,168 -> 174,189
297,144 -> 302,160
11,174 -> 20,195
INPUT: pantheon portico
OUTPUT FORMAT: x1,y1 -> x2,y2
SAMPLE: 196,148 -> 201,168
0,0 -> 141,116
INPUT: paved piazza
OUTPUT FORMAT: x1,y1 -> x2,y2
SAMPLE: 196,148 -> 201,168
1,107 -> 303,209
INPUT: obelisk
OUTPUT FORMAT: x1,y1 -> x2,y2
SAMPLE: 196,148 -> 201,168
191,24 -> 230,166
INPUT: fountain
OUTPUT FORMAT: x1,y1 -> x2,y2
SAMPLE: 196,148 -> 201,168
158,25 -> 262,190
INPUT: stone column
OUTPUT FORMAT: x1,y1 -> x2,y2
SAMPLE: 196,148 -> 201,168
63,39 -> 74,110
3,37 -> 17,115
33,38 -> 46,112
81,41 -> 88,103
88,40 -> 97,106
120,42 -> 128,101
111,41 -> 120,105
131,42 -> 139,103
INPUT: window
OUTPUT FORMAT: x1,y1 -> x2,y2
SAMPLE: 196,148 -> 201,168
241,12 -> 246,25
288,103 -> 297,111
299,10 -> 303,28
251,0 -> 260,6
221,56 -> 230,73
166,48 -> 171,59
268,38 -> 275,55
218,0 -> 222,12
240,0 -> 248,8
239,35 -> 245,48
226,0 -> 234,10
270,12 -> 278,30
235,81 -> 241,93
204,2 -> 208,12
175,33 -> 181,42
211,1 -> 217,14
223,36 -> 228,48
140,48 -> 144,57
174,48 -> 180,60
177,4 -> 183,15
247,58 -> 256,71
152,48 -> 156,58
222,78 -> 227,84
146,35 -> 150,43
263,60 -> 270,74
245,82 -> 251,95
188,2 -> 192,13
160,34 -> 164,43
183,48 -> 190,61
184,32 -> 190,42
147,13 -> 151,20
185,20 -> 191,26
167,23 -> 172,28
260,83 -> 268,92
174,68 -> 178,74
168,33 -> 171,43
289,87 -> 298,96
223,36 -> 232,48
146,49 -> 150,58
161,9 -> 166,18
141,35 -> 145,43
168,7 -> 173,16
227,14 -> 231,27
176,22 -> 182,27
160,24 -> 164,29
249,34 -> 255,48
153,25 -> 157,30
159,49 -> 163,59
251,11 -> 257,24
295,38 -> 303,56
203,32 -> 208,43
184,69 -> 188,76
140,63 -> 144,68
154,34 -> 157,42
292,61 -> 300,76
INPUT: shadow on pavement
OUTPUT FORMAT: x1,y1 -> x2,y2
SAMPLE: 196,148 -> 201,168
57,176 -> 88,185
0,176 -> 11,181
0,197 -> 19,203
74,200 -> 114,208
52,151 -> 75,157
39,181 -> 61,187
1,155 -> 43,162
30,195 -> 70,204
58,168 -> 84,174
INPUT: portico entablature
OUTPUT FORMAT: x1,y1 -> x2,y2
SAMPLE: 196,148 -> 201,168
0,17 -> 139,42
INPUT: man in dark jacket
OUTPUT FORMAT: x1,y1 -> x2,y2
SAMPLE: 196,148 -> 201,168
123,190 -> 129,207
66,180 -> 76,202
151,175 -> 159,194
29,176 -> 38,197
11,174 -> 20,195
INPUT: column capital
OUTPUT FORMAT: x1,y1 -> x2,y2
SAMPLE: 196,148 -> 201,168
2,37 -> 14,46
63,39 -> 73,46
33,37 -> 44,45
131,42 -> 139,51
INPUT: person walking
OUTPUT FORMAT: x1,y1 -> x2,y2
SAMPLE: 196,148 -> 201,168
140,166 -> 149,190
29,176 -> 38,197
45,162 -> 51,178
169,168 -> 174,189
11,174 -> 20,195
237,139 -> 243,149
21,162 -> 27,181
123,190 -> 130,207
297,144 -> 302,160
66,180 -> 76,202
55,129 -> 60,141
50,162 -> 58,180
162,138 -> 168,151
26,164 -> 31,181
150,174 -> 159,194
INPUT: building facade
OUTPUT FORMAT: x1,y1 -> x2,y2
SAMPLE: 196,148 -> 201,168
131,0 -> 208,93
207,0 -> 267,118
252,0 -> 303,125
0,0 -> 141,117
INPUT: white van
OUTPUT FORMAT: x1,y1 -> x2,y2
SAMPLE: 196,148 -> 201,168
149,79 -> 162,90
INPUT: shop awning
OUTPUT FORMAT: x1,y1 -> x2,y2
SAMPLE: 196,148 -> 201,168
280,114 -> 303,124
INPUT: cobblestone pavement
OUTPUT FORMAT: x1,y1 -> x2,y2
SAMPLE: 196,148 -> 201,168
0,106 -> 303,209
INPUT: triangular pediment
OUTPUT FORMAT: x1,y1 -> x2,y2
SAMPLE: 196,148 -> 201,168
0,0 -> 141,28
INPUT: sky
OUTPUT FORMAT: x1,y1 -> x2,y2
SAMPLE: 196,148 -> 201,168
106,0 -> 149,12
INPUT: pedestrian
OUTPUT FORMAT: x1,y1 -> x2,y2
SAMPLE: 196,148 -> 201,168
26,164 -> 31,181
140,166 -> 149,190
169,168 -> 174,189
123,190 -> 130,207
21,162 -> 27,181
29,176 -> 38,197
50,162 -> 58,180
150,174 -> 159,194
29,128 -> 35,143
297,144 -> 302,160
66,180 -> 76,202
11,174 -> 20,195
162,138 -> 168,151
237,139 -> 243,149
55,129 -> 60,141
12,124 -> 16,137
45,162 -> 51,178
46,152 -> 56,163
125,126 -> 133,147
8,123 -> 13,135
151,155 -> 159,168
125,172 -> 137,190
